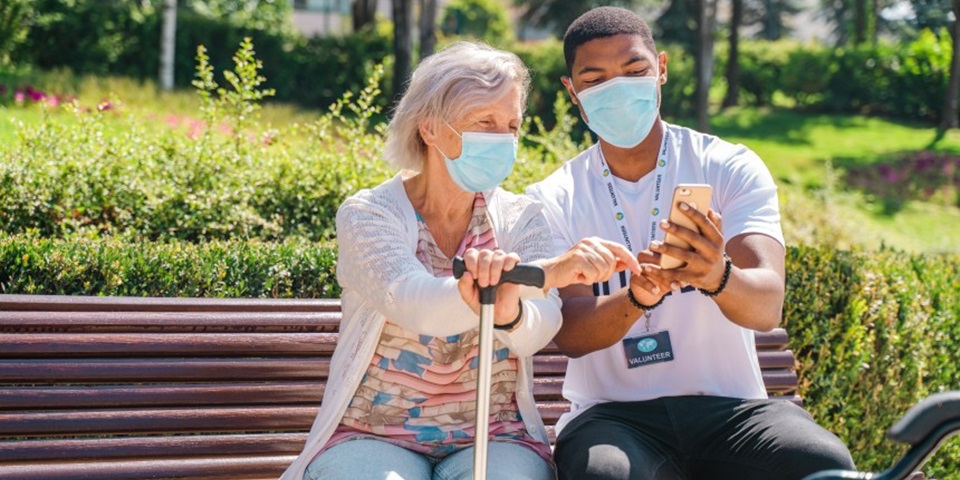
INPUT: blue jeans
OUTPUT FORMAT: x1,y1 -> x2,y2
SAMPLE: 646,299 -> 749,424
304,438 -> 556,480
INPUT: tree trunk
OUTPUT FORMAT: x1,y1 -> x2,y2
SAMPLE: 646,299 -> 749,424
942,0 -> 960,130
159,0 -> 176,90
853,0 -> 867,44
722,0 -> 742,109
695,0 -> 718,132
419,0 -> 438,58
392,0 -> 414,103
352,0 -> 377,32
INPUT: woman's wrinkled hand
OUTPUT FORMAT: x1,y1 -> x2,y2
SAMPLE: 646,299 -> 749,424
457,248 -> 523,326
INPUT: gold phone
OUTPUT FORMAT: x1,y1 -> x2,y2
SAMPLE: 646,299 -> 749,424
660,184 -> 713,270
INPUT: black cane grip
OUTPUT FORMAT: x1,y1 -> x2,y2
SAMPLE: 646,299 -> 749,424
452,256 -> 546,289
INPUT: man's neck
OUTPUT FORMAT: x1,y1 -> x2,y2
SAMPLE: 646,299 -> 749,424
599,119 -> 665,183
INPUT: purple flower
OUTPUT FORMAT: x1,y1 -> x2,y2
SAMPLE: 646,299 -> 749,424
25,86 -> 46,102
0,85 -> 7,96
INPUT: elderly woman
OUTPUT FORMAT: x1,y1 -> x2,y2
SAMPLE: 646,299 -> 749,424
281,42 -> 637,480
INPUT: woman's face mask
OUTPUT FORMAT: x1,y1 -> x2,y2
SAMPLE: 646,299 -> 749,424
437,123 -> 518,193
575,75 -> 660,149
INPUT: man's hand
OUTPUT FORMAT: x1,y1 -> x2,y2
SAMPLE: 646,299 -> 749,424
647,203 -> 726,293
539,237 -> 642,290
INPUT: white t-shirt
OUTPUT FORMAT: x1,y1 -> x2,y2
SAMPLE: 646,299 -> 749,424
526,122 -> 785,434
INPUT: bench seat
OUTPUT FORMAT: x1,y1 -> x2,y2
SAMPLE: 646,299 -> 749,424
0,294 -> 799,480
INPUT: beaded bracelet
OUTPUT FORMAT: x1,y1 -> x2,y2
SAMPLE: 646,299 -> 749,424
494,299 -> 524,331
627,287 -> 666,312
698,254 -> 732,297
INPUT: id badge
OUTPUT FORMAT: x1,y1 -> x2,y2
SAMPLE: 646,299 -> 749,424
622,331 -> 675,369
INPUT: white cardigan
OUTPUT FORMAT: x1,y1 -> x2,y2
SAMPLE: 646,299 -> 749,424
280,174 -> 563,480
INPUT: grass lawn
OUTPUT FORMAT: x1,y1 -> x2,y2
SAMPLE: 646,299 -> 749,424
672,108 -> 960,253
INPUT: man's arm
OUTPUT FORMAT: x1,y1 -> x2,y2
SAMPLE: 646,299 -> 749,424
651,205 -> 785,332
702,232 -> 784,331
552,284 -> 645,358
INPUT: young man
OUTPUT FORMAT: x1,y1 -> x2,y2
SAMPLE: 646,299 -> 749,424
525,7 -> 856,480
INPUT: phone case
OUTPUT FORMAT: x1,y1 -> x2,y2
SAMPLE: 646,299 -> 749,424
660,184 -> 713,270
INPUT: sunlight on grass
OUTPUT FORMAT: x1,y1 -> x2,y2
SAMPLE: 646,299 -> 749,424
704,108 -> 960,188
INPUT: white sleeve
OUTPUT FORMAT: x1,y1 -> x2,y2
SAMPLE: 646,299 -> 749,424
525,182 -> 576,258
493,205 -> 563,357
335,195 -> 479,337
713,146 -> 785,247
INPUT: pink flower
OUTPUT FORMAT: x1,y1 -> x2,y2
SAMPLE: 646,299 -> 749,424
14,91 -> 24,104
97,101 -> 113,112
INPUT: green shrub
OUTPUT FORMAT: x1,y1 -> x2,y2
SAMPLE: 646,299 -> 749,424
440,0 -> 514,47
784,246 -> 960,476
0,233 -> 339,298
0,40 -> 392,242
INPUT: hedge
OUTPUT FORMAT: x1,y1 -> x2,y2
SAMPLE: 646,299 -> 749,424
1,234 -> 957,476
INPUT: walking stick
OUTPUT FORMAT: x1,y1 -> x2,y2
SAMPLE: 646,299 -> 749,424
452,257 -> 545,480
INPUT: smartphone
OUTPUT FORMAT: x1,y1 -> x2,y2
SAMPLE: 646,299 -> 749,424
660,184 -> 713,270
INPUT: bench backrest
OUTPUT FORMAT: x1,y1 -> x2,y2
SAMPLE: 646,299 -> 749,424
0,294 -> 799,480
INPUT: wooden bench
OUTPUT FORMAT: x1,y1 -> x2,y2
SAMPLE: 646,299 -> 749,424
0,294 -> 800,480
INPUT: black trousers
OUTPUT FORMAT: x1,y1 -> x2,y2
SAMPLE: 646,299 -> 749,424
554,396 -> 855,480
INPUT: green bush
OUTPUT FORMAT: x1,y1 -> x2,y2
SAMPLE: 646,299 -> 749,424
440,0 -> 514,47
0,41 -> 392,242
784,246 -> 960,477
0,233 -> 339,298
731,32 -> 952,123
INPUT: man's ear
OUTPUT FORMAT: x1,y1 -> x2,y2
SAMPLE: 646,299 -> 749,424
658,51 -> 669,85
561,76 -> 579,106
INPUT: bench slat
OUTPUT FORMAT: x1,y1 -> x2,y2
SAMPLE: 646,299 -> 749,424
0,333 -> 336,357
0,433 -> 307,462
0,358 -> 330,382
0,455 -> 296,480
0,406 -> 320,437
0,382 -> 326,409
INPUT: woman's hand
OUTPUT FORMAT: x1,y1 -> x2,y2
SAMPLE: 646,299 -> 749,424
539,237 -> 642,290
456,248 -> 524,327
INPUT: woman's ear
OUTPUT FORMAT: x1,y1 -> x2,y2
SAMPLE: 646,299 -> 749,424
419,118 -> 438,146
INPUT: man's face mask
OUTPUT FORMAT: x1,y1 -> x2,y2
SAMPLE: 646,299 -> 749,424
575,75 -> 660,149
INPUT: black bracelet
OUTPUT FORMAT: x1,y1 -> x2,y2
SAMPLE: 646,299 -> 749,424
495,299 -> 524,331
699,254 -> 732,297
627,288 -> 665,312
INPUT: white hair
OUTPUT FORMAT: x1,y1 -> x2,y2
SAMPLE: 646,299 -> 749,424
383,41 -> 531,171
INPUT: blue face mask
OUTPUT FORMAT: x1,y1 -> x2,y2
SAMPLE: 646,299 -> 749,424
576,76 -> 660,148
438,124 -> 518,193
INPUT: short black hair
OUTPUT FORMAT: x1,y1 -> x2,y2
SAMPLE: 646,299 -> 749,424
563,6 -> 657,75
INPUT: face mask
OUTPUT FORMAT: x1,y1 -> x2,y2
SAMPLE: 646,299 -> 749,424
575,75 -> 660,148
437,124 -> 518,193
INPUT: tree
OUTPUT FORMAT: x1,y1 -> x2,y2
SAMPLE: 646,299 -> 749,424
514,0 -> 651,37
352,0 -> 378,31
754,0 -> 802,40
722,0 -> 743,109
393,0 -> 414,102
695,0 -> 718,131
943,0 -> 960,130
0,0 -> 31,65
420,0 -> 438,57
160,0 -> 177,91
